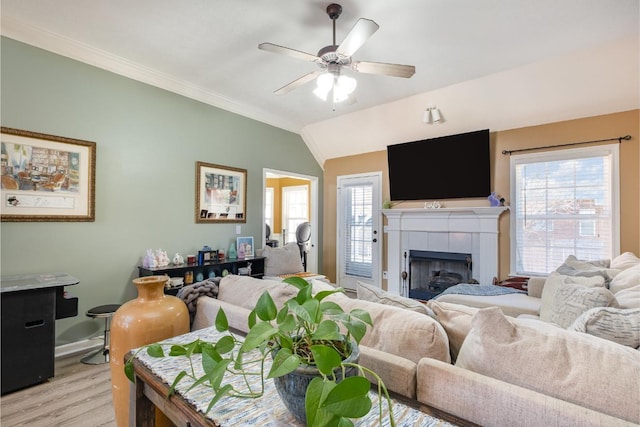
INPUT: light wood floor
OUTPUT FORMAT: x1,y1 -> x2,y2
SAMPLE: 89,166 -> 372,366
0,353 -> 116,427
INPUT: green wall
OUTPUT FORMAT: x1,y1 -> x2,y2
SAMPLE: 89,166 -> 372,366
0,37 -> 324,345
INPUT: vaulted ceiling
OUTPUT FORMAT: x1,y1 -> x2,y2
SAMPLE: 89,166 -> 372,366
2,0 -> 639,165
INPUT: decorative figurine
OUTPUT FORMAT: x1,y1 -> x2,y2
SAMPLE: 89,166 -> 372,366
143,249 -> 157,268
488,192 -> 501,207
155,249 -> 170,267
172,252 -> 184,265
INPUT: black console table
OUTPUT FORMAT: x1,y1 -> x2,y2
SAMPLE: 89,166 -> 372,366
1,272 -> 79,395
138,256 -> 265,295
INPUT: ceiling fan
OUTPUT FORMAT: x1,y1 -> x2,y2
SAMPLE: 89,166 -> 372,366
258,3 -> 415,103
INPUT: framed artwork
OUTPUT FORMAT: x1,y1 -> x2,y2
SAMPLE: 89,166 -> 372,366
237,236 -> 254,258
1,127 -> 96,222
195,161 -> 247,223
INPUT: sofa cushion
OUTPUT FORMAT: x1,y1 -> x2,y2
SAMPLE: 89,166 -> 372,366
192,296 -> 253,334
570,307 -> 640,348
609,264 -> 640,294
427,300 -> 479,362
262,242 -> 304,276
555,255 -> 620,286
435,292 -> 541,318
526,276 -> 546,298
357,281 -> 433,316
539,272 -> 605,322
615,284 -> 640,309
310,278 -> 338,294
456,307 -> 640,423
217,275 -> 298,310
332,296 -> 451,364
549,284 -> 618,328
610,252 -> 640,271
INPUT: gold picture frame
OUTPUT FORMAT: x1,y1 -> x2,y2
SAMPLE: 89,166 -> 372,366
1,127 -> 96,222
195,161 -> 247,223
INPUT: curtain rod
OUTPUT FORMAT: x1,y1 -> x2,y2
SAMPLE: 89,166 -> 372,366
502,135 -> 631,155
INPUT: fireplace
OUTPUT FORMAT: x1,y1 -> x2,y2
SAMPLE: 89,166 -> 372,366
409,250 -> 472,300
382,207 -> 508,297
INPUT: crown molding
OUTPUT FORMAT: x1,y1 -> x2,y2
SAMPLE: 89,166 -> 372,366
1,16 -> 300,134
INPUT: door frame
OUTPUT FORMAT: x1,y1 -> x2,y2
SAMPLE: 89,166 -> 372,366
336,171 -> 383,290
262,168 -> 319,273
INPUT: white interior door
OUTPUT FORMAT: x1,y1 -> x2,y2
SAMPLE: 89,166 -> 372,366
337,172 -> 382,291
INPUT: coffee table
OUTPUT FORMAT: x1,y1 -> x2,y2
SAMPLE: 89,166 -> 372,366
129,326 -> 457,426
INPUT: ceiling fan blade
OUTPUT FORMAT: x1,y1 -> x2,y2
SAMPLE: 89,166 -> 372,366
273,71 -> 323,95
336,18 -> 379,57
351,61 -> 416,78
258,42 -> 319,62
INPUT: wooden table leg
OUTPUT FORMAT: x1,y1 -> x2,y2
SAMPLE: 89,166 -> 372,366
132,375 -> 156,426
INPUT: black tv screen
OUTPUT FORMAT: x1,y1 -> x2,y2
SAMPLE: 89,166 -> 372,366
387,129 -> 491,201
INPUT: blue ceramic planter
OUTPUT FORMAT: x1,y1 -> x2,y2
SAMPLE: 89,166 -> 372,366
272,342 -> 360,425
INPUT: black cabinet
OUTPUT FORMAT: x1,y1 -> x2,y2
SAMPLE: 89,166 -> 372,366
1,272 -> 79,395
138,256 -> 265,295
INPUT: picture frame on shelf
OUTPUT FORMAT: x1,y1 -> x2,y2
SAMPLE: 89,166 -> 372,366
198,249 -> 219,265
1,127 -> 96,222
236,236 -> 254,258
195,161 -> 247,224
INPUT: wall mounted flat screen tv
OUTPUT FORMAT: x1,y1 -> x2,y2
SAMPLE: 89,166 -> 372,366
387,129 -> 491,201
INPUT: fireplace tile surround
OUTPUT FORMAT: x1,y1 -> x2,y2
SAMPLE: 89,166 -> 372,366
382,207 -> 509,297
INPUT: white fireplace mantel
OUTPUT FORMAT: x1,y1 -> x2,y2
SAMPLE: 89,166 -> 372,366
382,207 -> 509,296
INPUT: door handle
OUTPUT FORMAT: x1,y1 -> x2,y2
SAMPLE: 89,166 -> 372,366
372,238 -> 377,243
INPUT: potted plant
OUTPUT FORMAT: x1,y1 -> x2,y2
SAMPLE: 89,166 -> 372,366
125,277 -> 396,426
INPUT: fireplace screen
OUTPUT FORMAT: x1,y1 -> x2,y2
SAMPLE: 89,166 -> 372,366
408,250 -> 472,300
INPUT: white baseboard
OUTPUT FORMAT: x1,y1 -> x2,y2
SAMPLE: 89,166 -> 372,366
55,337 -> 103,359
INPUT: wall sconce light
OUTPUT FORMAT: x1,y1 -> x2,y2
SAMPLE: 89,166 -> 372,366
423,105 -> 443,124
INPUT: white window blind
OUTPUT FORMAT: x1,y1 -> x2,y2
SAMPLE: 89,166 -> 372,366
342,183 -> 373,278
510,145 -> 619,276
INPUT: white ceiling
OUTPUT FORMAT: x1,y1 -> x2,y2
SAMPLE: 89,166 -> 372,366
2,0 -> 639,164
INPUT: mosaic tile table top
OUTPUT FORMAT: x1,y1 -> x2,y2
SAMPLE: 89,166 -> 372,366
133,326 -> 455,426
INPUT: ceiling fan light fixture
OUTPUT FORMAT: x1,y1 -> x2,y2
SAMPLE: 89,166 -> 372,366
317,72 -> 334,90
313,73 -> 334,100
337,74 -> 357,94
333,75 -> 356,103
313,86 -> 330,101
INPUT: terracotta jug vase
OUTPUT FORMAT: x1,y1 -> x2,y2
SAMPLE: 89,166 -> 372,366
109,275 -> 189,427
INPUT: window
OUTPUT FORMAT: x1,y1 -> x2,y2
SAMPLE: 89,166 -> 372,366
510,145 -> 619,276
344,183 -> 373,278
282,185 -> 308,244
264,187 -> 274,228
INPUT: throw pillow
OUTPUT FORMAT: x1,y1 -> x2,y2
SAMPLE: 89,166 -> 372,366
426,300 -> 479,362
456,307 -> 640,424
549,284 -> 618,328
615,284 -> 640,309
555,255 -> 619,286
539,272 -> 605,322
610,252 -> 640,271
218,275 -> 299,310
570,307 -> 640,348
608,264 -> 640,294
357,281 -> 432,317
262,242 -> 304,276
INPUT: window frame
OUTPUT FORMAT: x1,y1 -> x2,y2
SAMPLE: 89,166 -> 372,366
509,144 -> 620,276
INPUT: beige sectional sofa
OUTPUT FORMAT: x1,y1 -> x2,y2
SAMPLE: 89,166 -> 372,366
190,257 -> 640,427
192,274 -> 451,400
436,252 -> 640,319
